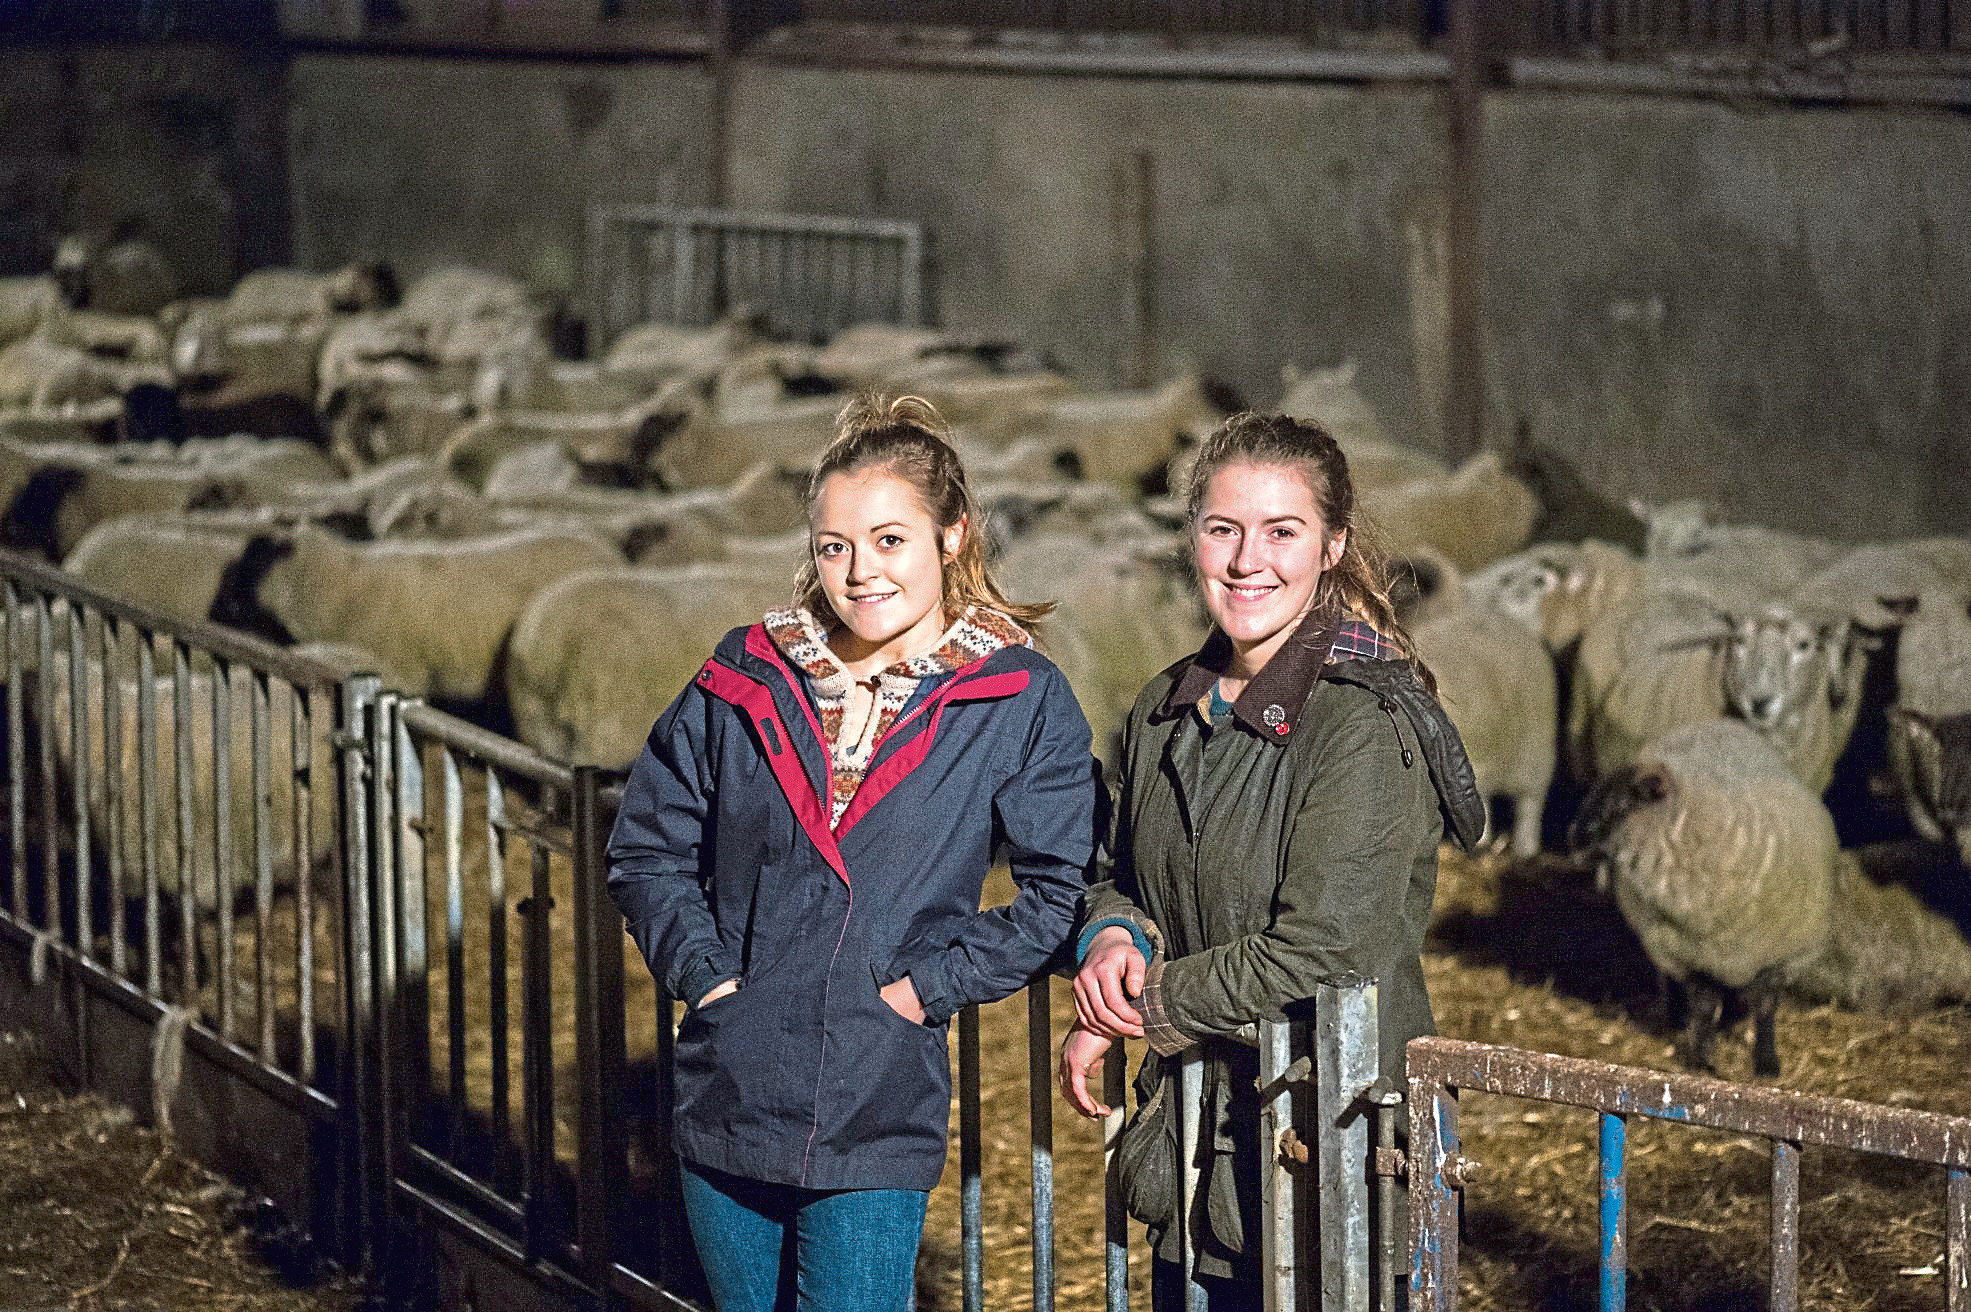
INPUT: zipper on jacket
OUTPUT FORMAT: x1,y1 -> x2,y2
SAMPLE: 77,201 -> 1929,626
1377,697 -> 1415,768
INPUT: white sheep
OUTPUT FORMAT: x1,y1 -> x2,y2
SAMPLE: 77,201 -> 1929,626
1464,538 -> 1645,652
1718,602 -> 1867,794
1023,375 -> 1224,490
0,276 -> 61,350
1274,359 -> 1448,492
1793,541 -> 1960,629
1569,717 -> 1837,1076
1566,588 -> 1729,784
1412,601 -> 1558,858
1573,717 -> 1971,1074
1882,591 -> 1971,860
505,562 -> 798,768
1361,449 -> 1541,575
1639,499 -> 1846,608
212,522 -> 621,707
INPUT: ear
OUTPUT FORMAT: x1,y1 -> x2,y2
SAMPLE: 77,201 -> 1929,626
942,513 -> 969,562
1323,529 -> 1347,572
1876,594 -> 1920,622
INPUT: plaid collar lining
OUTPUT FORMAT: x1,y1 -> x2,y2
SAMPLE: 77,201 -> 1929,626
1155,610 -> 1397,743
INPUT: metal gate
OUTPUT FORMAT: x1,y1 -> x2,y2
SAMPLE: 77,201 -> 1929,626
585,204 -> 927,351
1405,1035 -> 1971,1312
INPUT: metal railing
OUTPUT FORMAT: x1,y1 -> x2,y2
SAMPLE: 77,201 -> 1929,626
1517,0 -> 1971,55
0,547 -> 359,1251
801,0 -> 1432,41
586,205 -> 927,352
1405,1036 -> 1971,1312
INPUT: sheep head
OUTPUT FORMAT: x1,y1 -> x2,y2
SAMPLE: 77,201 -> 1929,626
1889,708 -> 1971,863
1721,607 -> 1854,734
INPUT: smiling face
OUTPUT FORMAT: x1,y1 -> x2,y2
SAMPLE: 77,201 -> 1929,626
1193,459 -> 1345,678
811,466 -> 965,673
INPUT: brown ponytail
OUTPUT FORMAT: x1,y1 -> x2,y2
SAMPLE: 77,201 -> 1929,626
1184,412 -> 1434,691
793,394 -> 1053,628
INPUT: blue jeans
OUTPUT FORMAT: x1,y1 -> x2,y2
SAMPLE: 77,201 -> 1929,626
679,1159 -> 928,1312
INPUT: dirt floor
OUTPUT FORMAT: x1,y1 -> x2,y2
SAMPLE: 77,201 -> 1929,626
13,804 -> 1971,1311
0,1026 -> 367,1312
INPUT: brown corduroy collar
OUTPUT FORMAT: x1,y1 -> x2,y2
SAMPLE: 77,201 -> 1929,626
1152,610 -> 1344,744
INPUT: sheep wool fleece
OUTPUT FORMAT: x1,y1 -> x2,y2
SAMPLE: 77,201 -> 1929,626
606,614 -> 1100,1192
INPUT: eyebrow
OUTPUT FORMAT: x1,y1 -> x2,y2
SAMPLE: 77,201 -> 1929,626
1203,513 -> 1307,526
814,522 -> 911,537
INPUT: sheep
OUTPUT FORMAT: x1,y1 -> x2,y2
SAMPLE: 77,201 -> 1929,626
0,275 -> 61,349
810,323 -> 964,389
169,303 -> 329,409
505,562 -> 798,767
0,399 -> 122,446
1568,718 -> 1838,1076
1387,548 -> 1464,632
221,261 -> 400,323
994,529 -> 1205,759
0,336 -> 167,412
1792,542 -> 1959,629
210,521 -> 621,708
1718,602 -> 1867,794
1464,539 -> 1645,653
974,480 -> 1164,554
1639,499 -> 1846,608
440,383 -> 695,489
651,394 -> 841,490
1024,375 -> 1223,490
1882,591 -> 1971,859
1572,716 -> 1971,1075
1275,359 -> 1448,492
602,312 -> 762,381
0,433 -> 337,560
322,374 -> 473,470
1361,449 -> 1540,573
902,371 -> 1073,440
315,311 -> 434,414
65,512 -> 286,631
37,308 -> 172,366
1412,600 -> 1559,858
1500,426 -> 1648,551
1566,588 -> 1729,784
52,235 -> 180,318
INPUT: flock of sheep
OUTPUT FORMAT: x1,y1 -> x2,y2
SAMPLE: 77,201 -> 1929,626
3,237 -> 1968,1078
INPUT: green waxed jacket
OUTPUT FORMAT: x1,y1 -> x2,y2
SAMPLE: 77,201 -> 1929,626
1082,612 -> 1483,1275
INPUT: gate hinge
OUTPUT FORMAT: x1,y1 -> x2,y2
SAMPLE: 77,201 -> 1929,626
1375,1146 -> 1408,1179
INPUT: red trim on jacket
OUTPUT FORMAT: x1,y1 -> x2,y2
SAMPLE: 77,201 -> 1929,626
836,668 -> 1030,840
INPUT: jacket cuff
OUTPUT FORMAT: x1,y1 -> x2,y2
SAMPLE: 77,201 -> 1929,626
1075,916 -> 1155,968
1137,960 -> 1196,1056
677,955 -> 736,1010
900,952 -> 959,1028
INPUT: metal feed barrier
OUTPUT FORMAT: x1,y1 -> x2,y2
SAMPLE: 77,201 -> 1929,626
0,544 -> 1388,1311
16,541 -> 1970,1311
586,204 -> 926,351
1406,1036 -> 1971,1312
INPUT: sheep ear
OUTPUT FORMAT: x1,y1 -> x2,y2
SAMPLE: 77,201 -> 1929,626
1876,594 -> 1920,621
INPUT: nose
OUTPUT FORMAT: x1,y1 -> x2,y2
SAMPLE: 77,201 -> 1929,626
1746,695 -> 1778,723
843,546 -> 873,584
1230,533 -> 1263,576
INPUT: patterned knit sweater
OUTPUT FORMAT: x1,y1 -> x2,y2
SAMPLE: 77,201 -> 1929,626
764,605 -> 1031,825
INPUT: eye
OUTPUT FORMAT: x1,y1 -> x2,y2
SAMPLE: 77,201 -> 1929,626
878,533 -> 904,548
1268,525 -> 1298,541
816,541 -> 845,558
1203,523 -> 1236,538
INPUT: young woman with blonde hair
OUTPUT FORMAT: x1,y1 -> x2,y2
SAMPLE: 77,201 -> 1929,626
609,395 -> 1100,1311
1058,412 -> 1484,1306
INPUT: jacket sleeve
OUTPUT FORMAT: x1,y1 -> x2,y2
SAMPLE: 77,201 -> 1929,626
1134,700 -> 1433,1055
605,680 -> 735,1009
894,665 -> 1102,1026
1077,705 -> 1165,966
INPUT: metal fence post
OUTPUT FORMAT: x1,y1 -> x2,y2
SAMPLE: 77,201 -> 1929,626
1408,1068 -> 1460,1312
572,766 -> 626,1307
1258,1018 -> 1301,1312
335,674 -> 382,1270
1316,979 -> 1380,1312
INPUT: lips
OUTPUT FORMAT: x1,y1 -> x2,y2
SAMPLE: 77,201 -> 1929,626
1221,582 -> 1278,601
846,590 -> 898,607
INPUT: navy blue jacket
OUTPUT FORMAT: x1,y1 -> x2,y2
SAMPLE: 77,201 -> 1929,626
606,623 -> 1099,1191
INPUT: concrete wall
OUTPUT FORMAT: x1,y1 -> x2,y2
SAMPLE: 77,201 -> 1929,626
5,41 -> 1965,537
287,53 -> 718,300
0,44 -> 289,292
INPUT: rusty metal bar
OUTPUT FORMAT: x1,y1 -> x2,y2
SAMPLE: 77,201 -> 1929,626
1770,1139 -> 1800,1312
441,745 -> 468,1157
102,617 -> 125,977
252,670 -> 276,1062
138,632 -> 159,996
214,658 -> 236,1039
68,578 -> 92,962
1103,1036 -> 1128,1312
370,691 -> 403,1278
1599,1112 -> 1627,1312
1408,1075 -> 1460,1312
1318,979 -> 1378,1312
520,813 -> 557,1260
1406,1037 -> 1971,1167
338,673 -> 383,1268
1029,979 -> 1057,1312
485,768 -> 514,1189
6,583 -> 25,920
1376,1094 -> 1402,1312
293,686 -> 316,1084
1259,1018 -> 1298,1312
1179,1048 -> 1207,1311
571,766 -> 625,1295
959,1002 -> 984,1312
393,710 -> 430,1145
1948,1167 -> 1968,1312
36,597 -> 60,942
